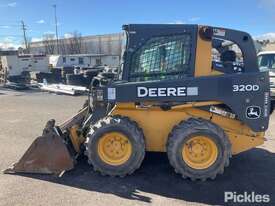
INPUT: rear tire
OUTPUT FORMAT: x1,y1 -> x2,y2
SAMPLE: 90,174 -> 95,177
85,115 -> 145,177
167,118 -> 231,181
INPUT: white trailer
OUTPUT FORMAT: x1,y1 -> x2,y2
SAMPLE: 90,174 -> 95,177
0,54 -> 49,76
49,54 -> 120,68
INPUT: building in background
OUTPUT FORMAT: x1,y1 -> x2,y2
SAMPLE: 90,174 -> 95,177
29,33 -> 124,58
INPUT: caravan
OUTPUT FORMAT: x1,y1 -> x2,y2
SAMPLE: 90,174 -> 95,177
49,54 -> 119,68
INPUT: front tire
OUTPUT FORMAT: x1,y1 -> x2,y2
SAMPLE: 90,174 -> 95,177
167,118 -> 231,181
85,116 -> 145,177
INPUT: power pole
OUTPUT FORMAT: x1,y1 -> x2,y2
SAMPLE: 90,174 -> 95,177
53,4 -> 59,54
21,20 -> 28,53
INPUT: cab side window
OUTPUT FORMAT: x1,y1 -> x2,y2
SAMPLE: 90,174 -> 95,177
212,39 -> 244,73
130,34 -> 192,81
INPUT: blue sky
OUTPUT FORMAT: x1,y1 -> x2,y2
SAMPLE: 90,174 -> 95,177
0,0 -> 275,49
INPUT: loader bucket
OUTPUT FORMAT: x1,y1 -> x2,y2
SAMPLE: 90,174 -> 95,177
4,120 -> 74,175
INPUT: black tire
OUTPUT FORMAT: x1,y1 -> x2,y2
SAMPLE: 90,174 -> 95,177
167,118 -> 231,181
85,115 -> 145,177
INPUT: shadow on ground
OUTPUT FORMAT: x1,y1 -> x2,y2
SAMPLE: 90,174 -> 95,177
0,87 -> 40,95
16,148 -> 275,205
0,87 -> 85,96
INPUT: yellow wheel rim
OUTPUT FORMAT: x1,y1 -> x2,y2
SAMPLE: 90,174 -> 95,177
98,132 -> 132,166
182,136 -> 218,170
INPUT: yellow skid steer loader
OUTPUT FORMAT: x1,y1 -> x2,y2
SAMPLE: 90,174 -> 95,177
4,24 -> 272,181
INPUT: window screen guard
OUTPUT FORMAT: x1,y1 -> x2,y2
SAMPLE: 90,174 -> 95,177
130,34 -> 192,81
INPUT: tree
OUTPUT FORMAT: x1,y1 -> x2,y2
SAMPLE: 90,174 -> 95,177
67,31 -> 82,54
42,34 -> 56,54
59,38 -> 67,55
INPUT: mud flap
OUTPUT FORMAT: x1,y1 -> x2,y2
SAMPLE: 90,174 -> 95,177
4,120 -> 74,175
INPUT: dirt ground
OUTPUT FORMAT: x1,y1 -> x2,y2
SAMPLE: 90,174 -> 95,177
0,87 -> 275,206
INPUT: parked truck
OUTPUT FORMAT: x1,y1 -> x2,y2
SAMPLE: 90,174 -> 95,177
258,51 -> 275,111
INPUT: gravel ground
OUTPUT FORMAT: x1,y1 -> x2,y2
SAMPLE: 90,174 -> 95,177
0,87 -> 275,206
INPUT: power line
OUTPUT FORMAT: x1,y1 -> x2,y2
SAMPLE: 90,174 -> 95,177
0,35 -> 23,37
0,24 -> 21,27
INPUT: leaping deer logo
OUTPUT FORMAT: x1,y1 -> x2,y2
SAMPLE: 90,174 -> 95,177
246,106 -> 261,119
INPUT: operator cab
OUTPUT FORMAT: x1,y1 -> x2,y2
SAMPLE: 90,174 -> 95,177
118,24 -> 258,83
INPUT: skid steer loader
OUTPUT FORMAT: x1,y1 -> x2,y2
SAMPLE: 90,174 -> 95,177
4,24 -> 272,181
